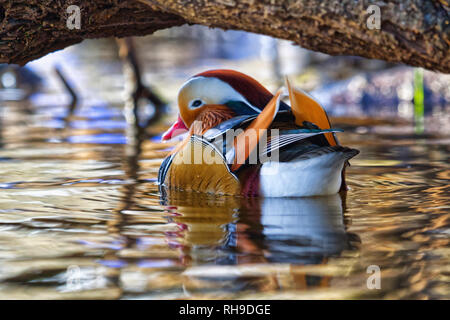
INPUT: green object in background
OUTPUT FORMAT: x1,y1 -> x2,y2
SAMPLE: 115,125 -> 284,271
413,68 -> 424,134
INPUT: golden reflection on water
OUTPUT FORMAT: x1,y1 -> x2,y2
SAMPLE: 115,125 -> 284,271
1,106 -> 448,299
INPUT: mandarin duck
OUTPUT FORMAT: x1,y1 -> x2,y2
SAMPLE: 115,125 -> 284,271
158,70 -> 359,197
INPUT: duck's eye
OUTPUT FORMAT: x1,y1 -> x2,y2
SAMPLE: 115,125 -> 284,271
191,100 -> 203,108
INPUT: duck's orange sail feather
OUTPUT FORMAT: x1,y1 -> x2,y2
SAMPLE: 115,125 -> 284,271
286,78 -> 337,146
231,90 -> 282,172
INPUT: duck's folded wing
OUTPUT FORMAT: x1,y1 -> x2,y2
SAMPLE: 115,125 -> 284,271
203,114 -> 257,141
261,128 -> 343,156
203,110 -> 293,143
279,145 -> 359,163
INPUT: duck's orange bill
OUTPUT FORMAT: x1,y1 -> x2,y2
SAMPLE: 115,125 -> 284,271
286,78 -> 337,146
161,115 -> 189,141
231,90 -> 282,172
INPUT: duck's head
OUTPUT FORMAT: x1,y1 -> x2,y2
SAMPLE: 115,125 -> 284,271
162,69 -> 276,141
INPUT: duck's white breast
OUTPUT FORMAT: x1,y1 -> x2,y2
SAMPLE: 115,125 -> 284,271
259,152 -> 347,197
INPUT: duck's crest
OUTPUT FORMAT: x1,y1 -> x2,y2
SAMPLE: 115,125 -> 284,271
194,69 -> 273,111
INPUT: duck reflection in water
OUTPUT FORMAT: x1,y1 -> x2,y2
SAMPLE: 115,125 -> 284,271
161,190 -> 359,290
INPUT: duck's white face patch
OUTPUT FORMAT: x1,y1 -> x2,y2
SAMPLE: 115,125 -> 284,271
179,76 -> 260,112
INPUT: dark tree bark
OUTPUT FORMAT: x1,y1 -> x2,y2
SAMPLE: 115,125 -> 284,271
0,0 -> 449,73
0,0 -> 185,65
